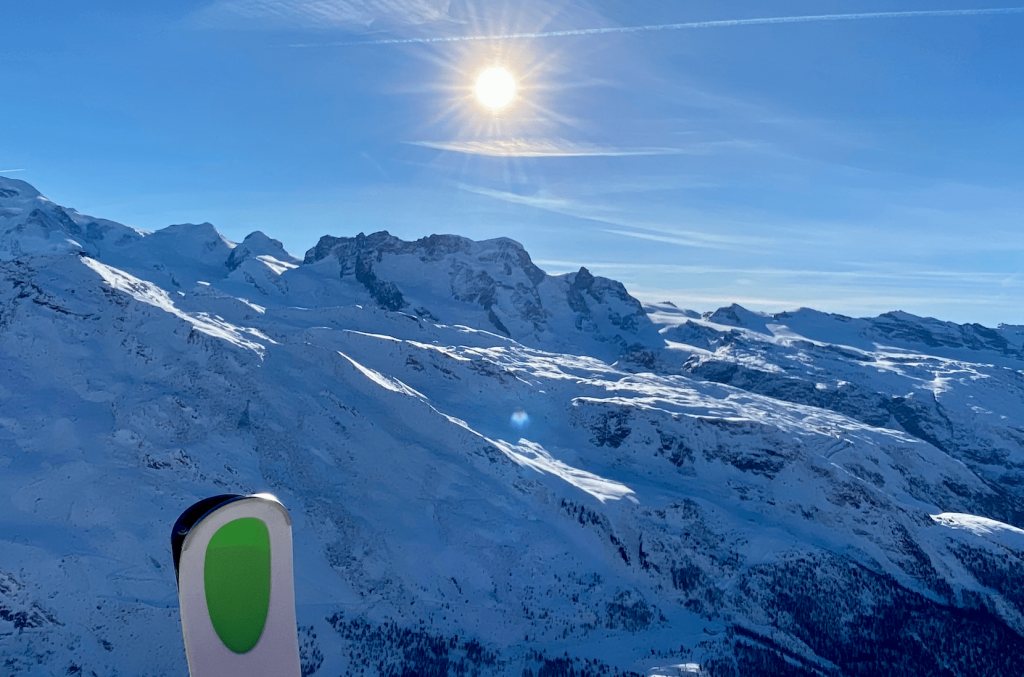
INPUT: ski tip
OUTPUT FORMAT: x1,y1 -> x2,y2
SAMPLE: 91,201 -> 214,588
170,493 -> 292,587
171,494 -> 243,587
172,492 -> 300,675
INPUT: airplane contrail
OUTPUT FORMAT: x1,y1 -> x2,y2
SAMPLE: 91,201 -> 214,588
0,169 -> 25,173
291,7 -> 1024,47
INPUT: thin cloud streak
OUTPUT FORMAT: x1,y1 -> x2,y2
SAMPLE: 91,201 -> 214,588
534,260 -> 1021,285
294,7 -> 1024,47
460,185 -> 583,212
411,139 -> 687,157
0,169 -> 25,173
630,289 -> 1021,314
198,0 -> 449,29
461,184 -> 765,250
601,228 -> 767,251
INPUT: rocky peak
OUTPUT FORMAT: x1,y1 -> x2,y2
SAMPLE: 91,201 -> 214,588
296,230 -> 660,359
225,230 -> 297,271
0,176 -> 43,201
1,180 -> 662,362
303,230 -> 408,264
872,311 -> 1019,355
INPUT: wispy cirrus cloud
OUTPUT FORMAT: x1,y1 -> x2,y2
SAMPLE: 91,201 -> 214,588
296,7 -> 1024,46
533,260 -> 1023,286
194,0 -> 450,29
599,228 -> 768,251
628,289 -> 1023,316
410,138 -> 688,158
529,257 -> 1024,323
459,185 -> 584,212
460,184 -> 766,251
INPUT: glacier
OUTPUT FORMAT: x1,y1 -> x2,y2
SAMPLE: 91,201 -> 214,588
2,175 -> 1024,676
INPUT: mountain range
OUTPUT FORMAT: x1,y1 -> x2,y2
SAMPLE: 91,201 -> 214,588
2,175 -> 1024,677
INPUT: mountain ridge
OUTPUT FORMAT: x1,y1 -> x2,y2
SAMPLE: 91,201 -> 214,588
3,177 -> 1024,676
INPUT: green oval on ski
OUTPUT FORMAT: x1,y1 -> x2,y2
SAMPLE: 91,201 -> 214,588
204,517 -> 271,653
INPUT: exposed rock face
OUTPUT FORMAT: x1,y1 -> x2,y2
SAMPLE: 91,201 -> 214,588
301,231 -> 661,360
654,302 -> 1024,531
870,310 -> 1021,355
352,250 -> 408,312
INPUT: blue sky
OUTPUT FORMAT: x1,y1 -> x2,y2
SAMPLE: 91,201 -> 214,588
2,1 -> 1023,324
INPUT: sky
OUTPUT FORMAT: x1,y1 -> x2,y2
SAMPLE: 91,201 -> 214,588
2,0 -> 1023,325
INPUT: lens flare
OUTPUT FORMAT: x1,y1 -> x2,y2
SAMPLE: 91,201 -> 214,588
510,409 -> 530,428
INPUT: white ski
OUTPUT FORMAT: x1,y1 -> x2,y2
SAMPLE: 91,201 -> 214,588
171,493 -> 301,677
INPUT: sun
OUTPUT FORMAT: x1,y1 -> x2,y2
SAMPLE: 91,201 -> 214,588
475,67 -> 516,110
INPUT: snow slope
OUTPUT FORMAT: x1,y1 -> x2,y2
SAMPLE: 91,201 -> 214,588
2,176 -> 1024,677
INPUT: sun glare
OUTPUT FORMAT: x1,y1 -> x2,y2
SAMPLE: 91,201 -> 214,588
475,67 -> 516,110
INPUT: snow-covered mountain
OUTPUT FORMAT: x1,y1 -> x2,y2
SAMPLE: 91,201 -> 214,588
2,175 -> 1024,676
